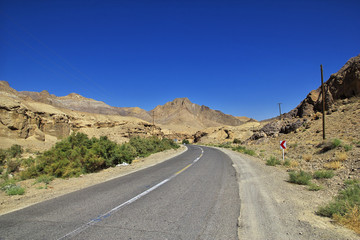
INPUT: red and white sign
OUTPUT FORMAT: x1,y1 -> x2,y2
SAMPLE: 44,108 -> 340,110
280,141 -> 286,150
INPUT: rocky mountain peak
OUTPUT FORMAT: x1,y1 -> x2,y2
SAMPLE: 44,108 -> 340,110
0,81 -> 17,94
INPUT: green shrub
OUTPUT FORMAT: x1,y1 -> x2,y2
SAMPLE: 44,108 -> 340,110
308,183 -> 323,191
332,138 -> 342,148
0,149 -> 7,165
19,133 -> 178,179
35,175 -> 54,185
232,145 -> 246,152
317,182 -> 360,217
231,145 -> 255,156
344,179 -> 360,186
283,159 -> 291,167
6,159 -> 21,173
289,170 -> 312,185
5,185 -> 25,195
8,144 -> 23,158
218,142 -> 232,148
182,139 -> 190,144
313,170 -> 335,179
266,156 -> 281,166
344,144 -> 353,152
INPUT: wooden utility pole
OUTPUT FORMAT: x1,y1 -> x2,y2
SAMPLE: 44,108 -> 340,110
321,65 -> 326,140
152,111 -> 155,135
278,103 -> 282,120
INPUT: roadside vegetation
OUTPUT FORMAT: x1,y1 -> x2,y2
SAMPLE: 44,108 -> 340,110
317,179 -> 360,234
0,133 -> 179,195
288,169 -> 336,191
207,141 -> 256,156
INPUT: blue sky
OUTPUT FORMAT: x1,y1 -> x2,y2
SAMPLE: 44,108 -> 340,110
1,0 -> 359,120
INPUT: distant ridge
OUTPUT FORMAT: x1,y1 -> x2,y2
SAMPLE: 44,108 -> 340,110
0,81 -> 250,129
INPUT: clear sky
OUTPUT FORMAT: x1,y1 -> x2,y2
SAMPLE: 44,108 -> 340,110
1,0 -> 359,120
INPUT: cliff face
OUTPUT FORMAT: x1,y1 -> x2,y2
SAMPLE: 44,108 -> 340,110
290,54 -> 360,118
0,82 -> 162,150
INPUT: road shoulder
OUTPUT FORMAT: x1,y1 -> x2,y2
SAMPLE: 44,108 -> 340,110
217,147 -> 359,240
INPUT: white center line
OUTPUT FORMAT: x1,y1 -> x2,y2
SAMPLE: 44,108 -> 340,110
57,146 -> 204,239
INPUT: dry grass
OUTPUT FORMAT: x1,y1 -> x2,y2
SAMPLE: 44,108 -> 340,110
302,154 -> 312,162
336,152 -> 348,162
333,206 -> 360,234
324,161 -> 342,170
289,160 -> 299,168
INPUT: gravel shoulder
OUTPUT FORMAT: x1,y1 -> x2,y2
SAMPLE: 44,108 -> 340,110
218,147 -> 359,240
0,145 -> 187,216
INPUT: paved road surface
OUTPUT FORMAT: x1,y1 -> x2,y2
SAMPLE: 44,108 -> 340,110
0,145 -> 239,240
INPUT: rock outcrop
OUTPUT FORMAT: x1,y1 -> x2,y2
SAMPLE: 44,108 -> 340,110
289,54 -> 360,118
249,54 -> 360,142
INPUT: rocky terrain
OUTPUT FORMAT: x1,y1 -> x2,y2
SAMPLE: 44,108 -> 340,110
242,54 -> 360,199
0,81 -> 254,150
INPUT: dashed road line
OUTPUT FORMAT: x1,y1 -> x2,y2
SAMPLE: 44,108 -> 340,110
57,146 -> 204,240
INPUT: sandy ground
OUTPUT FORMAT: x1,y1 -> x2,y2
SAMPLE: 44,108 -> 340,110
0,145 -> 187,216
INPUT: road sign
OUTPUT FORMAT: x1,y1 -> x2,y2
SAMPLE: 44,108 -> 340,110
280,141 -> 286,150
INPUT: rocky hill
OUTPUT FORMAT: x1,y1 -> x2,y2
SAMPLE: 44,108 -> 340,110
150,97 -> 247,129
243,54 -> 360,195
250,54 -> 360,140
290,54 -> 360,118
0,81 -> 253,149
18,88 -> 152,122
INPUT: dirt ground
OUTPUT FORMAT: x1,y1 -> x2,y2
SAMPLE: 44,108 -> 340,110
220,148 -> 359,240
0,145 -> 187,216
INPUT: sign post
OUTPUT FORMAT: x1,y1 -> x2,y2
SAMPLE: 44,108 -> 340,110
280,140 -> 286,161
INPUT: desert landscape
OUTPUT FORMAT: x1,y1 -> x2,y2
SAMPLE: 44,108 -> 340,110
1,54 -> 359,236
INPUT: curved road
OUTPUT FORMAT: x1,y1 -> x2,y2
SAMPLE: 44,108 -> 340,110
0,145 -> 240,240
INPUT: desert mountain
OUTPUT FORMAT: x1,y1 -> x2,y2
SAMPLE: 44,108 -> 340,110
1,82 -> 249,131
150,97 -> 247,129
18,89 -> 151,122
0,81 -> 254,149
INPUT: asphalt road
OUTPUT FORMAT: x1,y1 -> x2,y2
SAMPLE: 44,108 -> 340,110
0,145 -> 240,240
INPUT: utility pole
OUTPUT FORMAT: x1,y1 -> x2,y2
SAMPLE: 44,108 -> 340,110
278,103 -> 282,120
321,65 -> 326,140
152,111 -> 156,135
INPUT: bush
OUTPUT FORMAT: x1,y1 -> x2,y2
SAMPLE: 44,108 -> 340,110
313,170 -> 335,179
283,159 -> 291,167
8,144 -> 23,158
1,179 -> 25,196
19,133 -> 178,179
344,144 -> 353,152
182,139 -> 190,144
5,185 -> 25,195
243,149 -> 256,156
289,170 -> 312,185
35,175 -> 54,185
308,183 -> 323,191
6,159 -> 21,173
218,142 -> 232,148
266,156 -> 281,166
317,182 -> 360,218
0,149 -> 6,165
233,138 -> 241,144
332,138 -> 342,148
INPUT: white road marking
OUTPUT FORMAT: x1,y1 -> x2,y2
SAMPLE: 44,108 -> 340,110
57,146 -> 204,240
